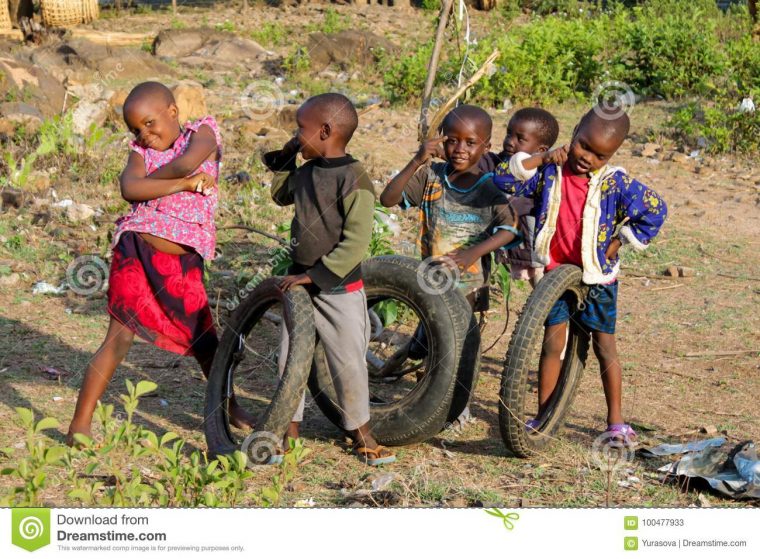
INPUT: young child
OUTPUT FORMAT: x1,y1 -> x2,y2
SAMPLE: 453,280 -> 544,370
67,81 -> 253,444
263,92 -> 395,466
480,108 -> 560,287
381,105 -> 521,419
494,106 -> 668,442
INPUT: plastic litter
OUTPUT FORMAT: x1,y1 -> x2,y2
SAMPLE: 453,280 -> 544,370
738,97 -> 756,113
639,437 -> 726,458
660,441 -> 760,500
32,281 -> 66,295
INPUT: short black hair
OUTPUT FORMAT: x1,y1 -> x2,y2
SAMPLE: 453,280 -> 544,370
509,108 -> 559,148
301,93 -> 359,143
124,81 -> 175,112
441,104 -> 492,140
578,106 -> 631,144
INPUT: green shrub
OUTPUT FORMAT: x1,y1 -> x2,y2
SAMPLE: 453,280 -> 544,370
381,41 -> 435,104
471,16 -> 605,106
668,96 -> 760,154
727,35 -> 760,97
606,1 -> 727,98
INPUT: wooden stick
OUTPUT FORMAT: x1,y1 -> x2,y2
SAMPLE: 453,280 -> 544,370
418,0 -> 455,141
717,272 -> 760,281
358,102 -> 382,117
425,49 -> 501,139
217,225 -> 288,246
69,29 -> 155,46
651,283 -> 683,292
685,350 -> 758,358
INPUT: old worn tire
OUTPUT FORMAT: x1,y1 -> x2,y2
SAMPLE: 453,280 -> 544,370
204,279 -> 315,462
307,255 -> 475,446
447,311 -> 481,424
498,265 -> 590,457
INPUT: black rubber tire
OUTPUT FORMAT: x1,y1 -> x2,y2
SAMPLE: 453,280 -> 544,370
447,311 -> 481,424
307,255 -> 474,446
204,279 -> 315,462
498,265 -> 591,458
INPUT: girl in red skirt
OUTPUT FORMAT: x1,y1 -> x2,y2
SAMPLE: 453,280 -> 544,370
67,81 -> 253,444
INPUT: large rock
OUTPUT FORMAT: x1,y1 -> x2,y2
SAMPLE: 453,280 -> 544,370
195,36 -> 266,61
0,102 -> 43,131
29,39 -> 173,86
171,81 -> 207,123
153,29 -> 211,59
153,28 -> 266,61
307,30 -> 397,71
0,57 -> 66,118
72,100 -> 110,135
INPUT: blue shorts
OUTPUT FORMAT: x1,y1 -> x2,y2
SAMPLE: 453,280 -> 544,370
544,281 -> 618,334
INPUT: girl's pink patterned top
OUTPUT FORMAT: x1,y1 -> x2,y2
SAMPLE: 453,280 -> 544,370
112,116 -> 222,261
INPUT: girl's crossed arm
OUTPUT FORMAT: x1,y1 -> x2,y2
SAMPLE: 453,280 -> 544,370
120,152 -> 213,203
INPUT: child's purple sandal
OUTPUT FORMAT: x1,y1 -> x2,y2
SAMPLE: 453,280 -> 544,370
525,418 -> 541,432
605,423 -> 637,445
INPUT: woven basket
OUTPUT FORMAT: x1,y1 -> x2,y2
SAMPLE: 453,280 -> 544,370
40,0 -> 84,28
82,0 -> 98,23
1,1 -> 12,31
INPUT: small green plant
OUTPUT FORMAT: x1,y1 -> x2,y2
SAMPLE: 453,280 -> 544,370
312,7 -> 350,34
250,22 -> 288,46
0,379 -> 317,508
282,46 -> 311,75
260,437 -> 311,507
215,20 -> 236,33
37,112 -> 78,157
2,151 -> 37,189
170,18 -> 187,30
0,409 -> 68,506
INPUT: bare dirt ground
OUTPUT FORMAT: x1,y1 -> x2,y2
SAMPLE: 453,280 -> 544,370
1,4 -> 759,507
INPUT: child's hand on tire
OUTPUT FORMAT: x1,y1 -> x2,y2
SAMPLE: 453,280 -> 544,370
279,274 -> 313,291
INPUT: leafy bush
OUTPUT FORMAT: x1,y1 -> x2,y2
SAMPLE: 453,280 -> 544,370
668,96 -> 760,155
1,380 -> 310,507
605,1 -> 727,98
727,35 -> 760,97
471,16 -> 605,106
380,41 -> 435,104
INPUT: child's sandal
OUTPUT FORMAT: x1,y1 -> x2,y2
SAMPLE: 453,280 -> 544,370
353,445 -> 396,466
604,423 -> 637,446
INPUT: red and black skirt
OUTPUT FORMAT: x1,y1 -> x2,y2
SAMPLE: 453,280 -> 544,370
107,232 -> 217,357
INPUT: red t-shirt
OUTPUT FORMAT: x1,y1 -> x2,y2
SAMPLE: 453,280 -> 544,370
546,164 -> 590,272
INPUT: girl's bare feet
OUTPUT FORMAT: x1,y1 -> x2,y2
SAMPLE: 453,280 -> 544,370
65,424 -> 92,448
228,397 -> 256,430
